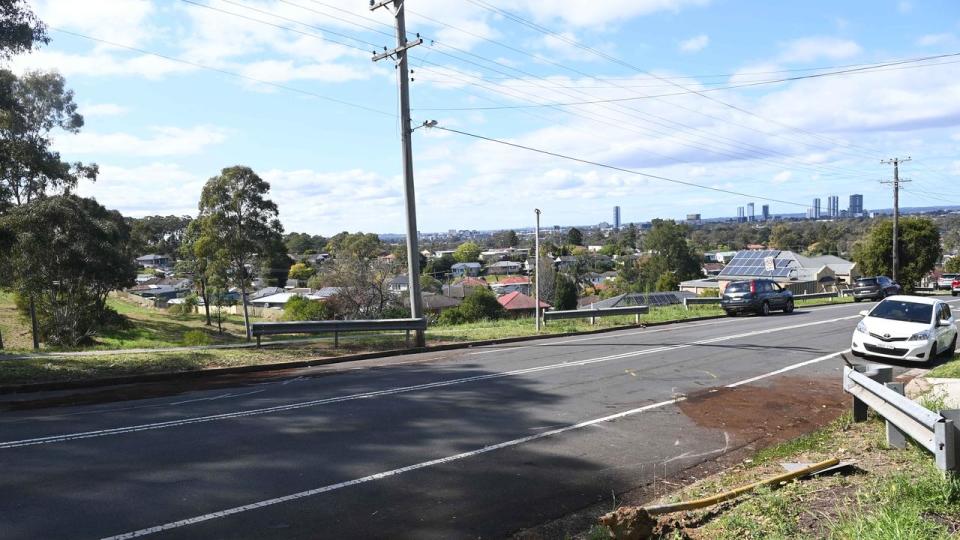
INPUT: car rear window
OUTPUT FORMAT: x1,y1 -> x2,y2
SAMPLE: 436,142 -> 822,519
725,282 -> 750,293
856,278 -> 878,286
869,300 -> 933,324
944,274 -> 958,280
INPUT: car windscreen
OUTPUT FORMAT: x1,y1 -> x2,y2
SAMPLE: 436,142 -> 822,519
869,300 -> 933,324
856,278 -> 878,286
725,282 -> 751,293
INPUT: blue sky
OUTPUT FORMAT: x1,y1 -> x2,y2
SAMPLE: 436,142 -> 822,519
9,0 -> 960,234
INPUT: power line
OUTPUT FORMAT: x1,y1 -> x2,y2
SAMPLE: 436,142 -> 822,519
415,53 -> 960,110
48,28 -> 396,118
428,123 -> 811,208
462,0 -> 887,161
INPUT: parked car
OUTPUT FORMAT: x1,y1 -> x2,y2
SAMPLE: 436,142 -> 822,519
721,279 -> 794,316
953,277 -> 960,297
851,296 -> 957,363
852,276 -> 901,302
939,273 -> 959,290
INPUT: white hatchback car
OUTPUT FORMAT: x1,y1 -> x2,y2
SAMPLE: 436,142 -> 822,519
851,295 -> 957,363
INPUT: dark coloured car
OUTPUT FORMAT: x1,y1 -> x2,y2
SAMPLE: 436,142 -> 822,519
721,279 -> 794,316
852,276 -> 901,302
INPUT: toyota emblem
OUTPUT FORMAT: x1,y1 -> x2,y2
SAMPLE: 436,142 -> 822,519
883,333 -> 891,338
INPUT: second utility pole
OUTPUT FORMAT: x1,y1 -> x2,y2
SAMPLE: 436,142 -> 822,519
371,0 -> 425,347
881,157 -> 911,284
535,208 -> 541,334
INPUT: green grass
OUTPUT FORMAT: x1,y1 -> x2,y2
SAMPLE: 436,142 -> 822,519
928,354 -> 960,379
627,414 -> 960,540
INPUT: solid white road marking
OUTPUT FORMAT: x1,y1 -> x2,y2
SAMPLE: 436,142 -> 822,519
0,314 -> 859,450
99,349 -> 846,540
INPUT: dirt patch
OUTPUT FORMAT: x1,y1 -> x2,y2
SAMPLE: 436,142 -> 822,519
677,376 -> 848,446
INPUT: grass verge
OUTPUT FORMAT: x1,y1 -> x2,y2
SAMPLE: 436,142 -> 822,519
586,413 -> 960,539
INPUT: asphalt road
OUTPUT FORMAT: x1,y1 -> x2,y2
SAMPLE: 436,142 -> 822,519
1,299 -> 952,539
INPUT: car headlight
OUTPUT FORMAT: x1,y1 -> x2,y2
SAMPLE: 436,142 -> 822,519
908,329 -> 933,342
856,321 -> 867,334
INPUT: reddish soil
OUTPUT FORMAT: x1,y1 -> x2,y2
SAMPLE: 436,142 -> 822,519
677,376 -> 848,446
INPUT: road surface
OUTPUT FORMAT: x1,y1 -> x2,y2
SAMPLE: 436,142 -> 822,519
0,299 -> 946,539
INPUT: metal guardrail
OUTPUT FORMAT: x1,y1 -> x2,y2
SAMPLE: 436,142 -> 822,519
682,290 -> 839,309
250,318 -> 428,347
542,305 -> 649,325
843,364 -> 960,471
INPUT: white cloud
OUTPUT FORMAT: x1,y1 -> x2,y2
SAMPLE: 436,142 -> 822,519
898,1 -> 913,14
679,34 -> 709,53
917,33 -> 957,47
76,163 -> 205,216
11,49 -> 195,79
33,0 -> 157,47
55,125 -> 230,157
517,0 -> 710,27
238,60 -> 370,84
778,36 -> 862,63
772,171 -> 792,184
81,103 -> 128,117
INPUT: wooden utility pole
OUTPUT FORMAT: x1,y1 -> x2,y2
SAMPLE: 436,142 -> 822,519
535,209 -> 541,334
371,0 -> 426,346
881,157 -> 911,283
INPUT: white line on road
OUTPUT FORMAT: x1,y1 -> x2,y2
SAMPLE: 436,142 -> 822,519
99,349 -> 846,540
0,314 -> 859,450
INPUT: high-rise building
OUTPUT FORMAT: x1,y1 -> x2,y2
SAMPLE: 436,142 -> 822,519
686,213 -> 701,225
613,206 -> 621,230
737,206 -> 745,223
812,198 -> 821,219
762,204 -> 770,221
849,194 -> 864,216
828,195 -> 839,217
747,202 -> 755,222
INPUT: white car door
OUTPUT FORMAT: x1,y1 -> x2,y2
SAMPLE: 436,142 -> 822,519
939,303 -> 957,350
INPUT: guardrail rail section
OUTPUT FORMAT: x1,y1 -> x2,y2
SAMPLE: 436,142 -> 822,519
844,364 -> 960,471
250,318 -> 428,348
542,305 -> 649,325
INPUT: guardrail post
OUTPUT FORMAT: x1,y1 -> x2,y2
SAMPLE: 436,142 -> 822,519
851,365 -> 870,422
334,331 -> 339,349
256,335 -> 261,348
683,297 -> 689,311
851,364 -> 893,421
941,410 -> 960,472
590,315 -> 596,325
405,329 -> 410,348
885,382 -> 907,449
936,417 -> 956,471
635,313 -> 640,324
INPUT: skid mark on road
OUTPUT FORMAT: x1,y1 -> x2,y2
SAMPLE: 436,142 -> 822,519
0,317 -> 857,450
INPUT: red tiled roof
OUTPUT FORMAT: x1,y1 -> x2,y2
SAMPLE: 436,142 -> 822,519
498,276 -> 531,285
458,277 -> 489,287
497,291 -> 551,310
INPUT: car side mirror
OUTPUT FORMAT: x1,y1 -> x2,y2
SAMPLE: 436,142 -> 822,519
859,310 -> 870,317
938,319 -> 951,327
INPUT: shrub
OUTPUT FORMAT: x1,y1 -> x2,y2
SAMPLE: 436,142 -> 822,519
283,295 -> 332,321
698,288 -> 720,298
439,288 -> 506,325
182,329 -> 212,346
438,308 -> 467,325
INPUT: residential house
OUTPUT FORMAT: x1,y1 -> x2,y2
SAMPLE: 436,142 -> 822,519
702,262 -> 725,276
451,262 -> 481,277
249,291 -> 326,309
486,261 -> 522,275
497,291 -> 551,316
387,275 -> 410,293
696,249 -> 859,294
554,255 -> 578,271
403,293 -> 462,315
442,277 -> 489,299
136,254 -> 170,269
490,276 -> 531,296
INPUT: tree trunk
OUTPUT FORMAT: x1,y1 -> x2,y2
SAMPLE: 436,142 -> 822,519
240,282 -> 251,341
0,327 -> 4,350
28,296 -> 40,350
200,280 -> 211,326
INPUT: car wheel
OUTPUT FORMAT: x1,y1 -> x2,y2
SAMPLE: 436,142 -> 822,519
947,335 -> 957,358
784,299 -> 794,313
724,310 -> 735,317
953,291 -> 958,297
854,298 -> 862,302
759,301 -> 770,316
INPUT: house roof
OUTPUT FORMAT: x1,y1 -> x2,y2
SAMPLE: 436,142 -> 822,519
387,275 -> 409,285
488,260 -> 521,267
498,276 -> 530,285
136,254 -> 168,261
404,293 -> 462,310
497,291 -> 551,310
250,287 -> 285,300
457,277 -> 489,287
451,262 -> 481,269
250,292 -> 326,305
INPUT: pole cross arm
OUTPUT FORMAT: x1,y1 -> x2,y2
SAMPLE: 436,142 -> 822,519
372,38 -> 423,62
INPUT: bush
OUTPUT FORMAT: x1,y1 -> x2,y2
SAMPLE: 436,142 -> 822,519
438,288 -> 506,325
698,288 -> 720,298
283,295 -> 332,321
182,329 -> 211,346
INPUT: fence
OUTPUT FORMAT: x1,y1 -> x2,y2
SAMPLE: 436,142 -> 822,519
250,318 -> 428,347
542,305 -> 649,325
844,364 -> 960,471
682,290 -> 840,309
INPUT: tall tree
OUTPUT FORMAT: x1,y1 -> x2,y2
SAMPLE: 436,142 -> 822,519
0,195 -> 135,346
325,231 -> 382,259
554,273 -> 578,310
566,227 -> 583,246
177,219 -> 214,326
453,241 -> 482,263
128,215 -> 192,257
196,166 -> 284,339
0,70 -> 97,211
0,0 -> 48,60
641,219 -> 702,288
853,217 -> 940,291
